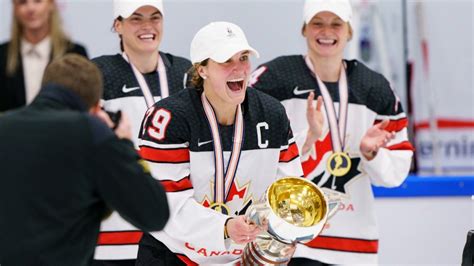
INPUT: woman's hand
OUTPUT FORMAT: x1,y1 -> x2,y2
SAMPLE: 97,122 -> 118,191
302,92 -> 324,155
226,216 -> 266,245
360,120 -> 395,160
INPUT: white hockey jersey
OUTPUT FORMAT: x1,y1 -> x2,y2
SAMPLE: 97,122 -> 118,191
138,87 -> 303,264
92,52 -> 191,260
251,55 -> 414,264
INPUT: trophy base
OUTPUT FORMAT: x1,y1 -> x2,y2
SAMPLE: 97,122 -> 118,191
241,240 -> 291,266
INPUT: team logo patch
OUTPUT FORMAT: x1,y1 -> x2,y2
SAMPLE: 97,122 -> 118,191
226,27 -> 236,38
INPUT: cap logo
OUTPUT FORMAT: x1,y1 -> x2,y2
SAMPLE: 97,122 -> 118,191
226,27 -> 236,38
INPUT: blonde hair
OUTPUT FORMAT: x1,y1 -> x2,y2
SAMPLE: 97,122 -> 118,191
6,0 -> 71,76
189,60 -> 208,89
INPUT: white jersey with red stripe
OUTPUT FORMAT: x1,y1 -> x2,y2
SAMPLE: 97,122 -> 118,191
250,55 -> 414,265
91,52 -> 191,260
138,87 -> 303,264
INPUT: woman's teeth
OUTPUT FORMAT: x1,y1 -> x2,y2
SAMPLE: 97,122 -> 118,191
317,39 -> 336,45
227,78 -> 244,91
139,34 -> 155,40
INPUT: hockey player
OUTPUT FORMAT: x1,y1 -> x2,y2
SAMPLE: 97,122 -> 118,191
135,21 -> 305,265
250,0 -> 414,265
91,0 -> 191,264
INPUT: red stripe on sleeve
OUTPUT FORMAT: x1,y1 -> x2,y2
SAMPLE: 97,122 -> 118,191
279,142 -> 299,162
139,146 -> 190,163
305,236 -> 378,253
161,176 -> 193,192
387,141 -> 415,151
374,118 -> 408,132
97,231 -> 143,245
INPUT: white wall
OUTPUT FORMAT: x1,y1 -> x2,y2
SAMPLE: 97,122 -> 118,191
375,196 -> 473,266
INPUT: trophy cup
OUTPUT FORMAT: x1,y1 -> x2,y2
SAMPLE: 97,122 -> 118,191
241,177 -> 340,265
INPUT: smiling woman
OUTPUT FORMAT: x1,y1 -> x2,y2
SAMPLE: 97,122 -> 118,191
250,0 -> 414,265
135,21 -> 304,265
90,0 -> 191,265
0,0 -> 87,112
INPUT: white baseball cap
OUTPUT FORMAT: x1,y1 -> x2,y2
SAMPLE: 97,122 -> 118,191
113,0 -> 164,19
190,21 -> 260,64
303,0 -> 353,24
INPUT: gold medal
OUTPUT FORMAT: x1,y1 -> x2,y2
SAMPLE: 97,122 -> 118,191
327,152 -> 351,177
210,202 -> 230,215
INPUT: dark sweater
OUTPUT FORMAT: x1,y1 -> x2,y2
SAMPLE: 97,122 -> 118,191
0,41 -> 88,112
0,84 -> 169,265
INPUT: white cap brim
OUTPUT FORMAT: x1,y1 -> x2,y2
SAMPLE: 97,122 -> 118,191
209,43 -> 260,64
303,0 -> 352,24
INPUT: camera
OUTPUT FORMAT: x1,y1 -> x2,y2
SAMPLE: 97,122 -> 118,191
103,109 -> 122,130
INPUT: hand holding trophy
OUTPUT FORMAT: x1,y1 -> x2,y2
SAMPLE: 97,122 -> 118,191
241,177 -> 340,265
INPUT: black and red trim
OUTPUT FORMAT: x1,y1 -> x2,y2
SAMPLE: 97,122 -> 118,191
374,117 -> 408,132
139,146 -> 190,163
279,142 -> 299,163
387,141 -> 415,151
176,254 -> 199,266
161,176 -> 193,192
97,230 -> 143,246
305,235 -> 378,253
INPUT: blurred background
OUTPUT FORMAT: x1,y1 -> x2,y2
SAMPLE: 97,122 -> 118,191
1,0 -> 472,265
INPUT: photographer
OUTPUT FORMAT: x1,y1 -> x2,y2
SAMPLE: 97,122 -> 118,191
0,54 -> 170,266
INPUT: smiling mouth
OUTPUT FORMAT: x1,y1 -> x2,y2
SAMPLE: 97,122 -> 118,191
138,33 -> 156,41
317,38 -> 337,46
226,78 -> 245,92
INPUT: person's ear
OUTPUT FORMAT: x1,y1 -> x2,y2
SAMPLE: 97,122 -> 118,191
89,102 -> 101,114
301,23 -> 307,37
114,19 -> 123,35
198,65 -> 208,80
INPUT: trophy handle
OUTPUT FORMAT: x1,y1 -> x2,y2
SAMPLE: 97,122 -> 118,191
245,202 -> 270,227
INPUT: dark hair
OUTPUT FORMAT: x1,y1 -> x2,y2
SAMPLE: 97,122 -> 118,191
112,17 -> 125,52
42,54 -> 103,109
189,60 -> 209,89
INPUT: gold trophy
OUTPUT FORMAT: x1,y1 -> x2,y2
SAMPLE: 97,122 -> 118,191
241,177 -> 340,265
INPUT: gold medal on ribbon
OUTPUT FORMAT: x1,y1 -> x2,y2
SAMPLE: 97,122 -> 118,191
312,60 -> 351,182
210,202 -> 231,215
327,152 -> 351,177
201,93 -> 244,217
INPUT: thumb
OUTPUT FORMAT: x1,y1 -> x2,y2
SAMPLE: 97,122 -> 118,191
377,120 -> 390,130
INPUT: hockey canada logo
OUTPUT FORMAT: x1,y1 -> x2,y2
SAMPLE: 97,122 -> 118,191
226,27 -> 236,38
200,180 -> 252,216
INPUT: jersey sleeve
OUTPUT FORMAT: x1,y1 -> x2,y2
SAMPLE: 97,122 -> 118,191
362,78 -> 414,187
138,103 -> 230,254
276,106 -> 304,178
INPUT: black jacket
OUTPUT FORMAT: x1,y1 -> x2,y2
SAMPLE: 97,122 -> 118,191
0,41 -> 88,112
0,84 -> 169,265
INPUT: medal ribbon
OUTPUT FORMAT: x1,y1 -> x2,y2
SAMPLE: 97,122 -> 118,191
306,57 -> 349,152
122,52 -> 169,108
201,93 -> 244,204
